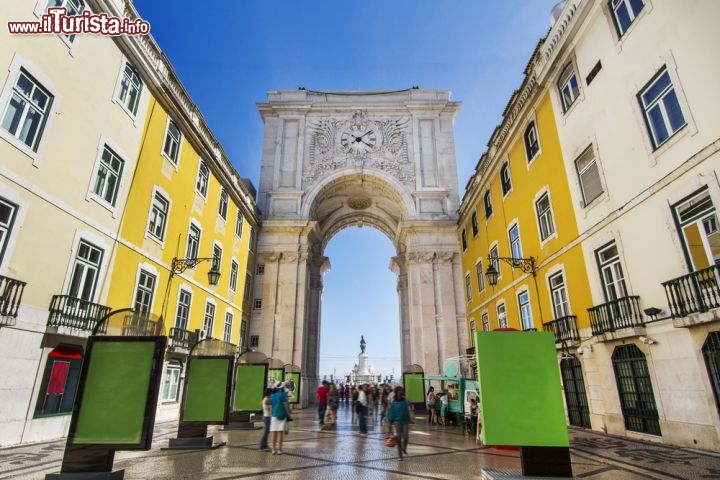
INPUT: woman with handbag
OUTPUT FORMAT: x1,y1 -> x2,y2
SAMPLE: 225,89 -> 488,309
386,386 -> 414,460
269,382 -> 292,455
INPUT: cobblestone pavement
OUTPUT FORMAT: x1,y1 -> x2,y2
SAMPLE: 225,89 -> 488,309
1,403 -> 719,479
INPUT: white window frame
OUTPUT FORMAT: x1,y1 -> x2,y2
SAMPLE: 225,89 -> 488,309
496,301 -> 507,329
235,209 -> 244,238
249,228 -> 256,252
524,121 -> 540,163
535,190 -> 557,243
558,62 -> 581,113
256,264 -> 265,275
489,243 -> 501,282
212,242 -> 223,277
161,117 -> 182,166
65,237 -> 105,303
244,272 -> 252,303
508,222 -> 522,261
218,188 -> 229,220
161,361 -> 182,403
549,271 -> 571,320
469,319 -> 476,347
133,266 -> 157,315
174,287 -> 192,331
0,195 -> 20,268
223,310 -> 233,343
146,186 -> 171,245
610,0 -> 646,37
465,273 -> 472,302
253,298 -> 262,310
229,259 -> 239,292
475,259 -> 485,293
34,0 -> 86,49
518,289 -> 534,331
461,228 -> 468,251
87,139 -> 126,214
500,161 -> 512,197
575,145 -> 605,207
481,311 -> 490,332
113,60 -> 143,118
203,299 -> 216,338
639,66 -> 687,150
195,160 -> 209,198
596,241 -> 629,302
483,190 -> 493,219
471,211 -> 479,237
185,220 -> 201,260
0,55 -> 59,164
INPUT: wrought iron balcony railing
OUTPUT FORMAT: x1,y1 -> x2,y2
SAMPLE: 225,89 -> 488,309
587,295 -> 643,336
169,327 -> 198,350
47,295 -> 111,331
0,274 -> 27,320
543,315 -> 579,343
662,264 -> 720,318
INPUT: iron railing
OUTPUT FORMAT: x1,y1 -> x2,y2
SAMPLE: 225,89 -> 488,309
0,274 -> 26,319
47,295 -> 111,331
169,327 -> 198,350
662,264 -> 720,318
587,295 -> 643,336
543,315 -> 579,343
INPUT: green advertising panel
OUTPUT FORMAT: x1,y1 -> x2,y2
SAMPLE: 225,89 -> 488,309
403,372 -> 425,404
72,339 -> 158,445
475,331 -> 569,447
285,372 -> 301,404
182,357 -> 233,423
268,368 -> 284,386
232,364 -> 267,411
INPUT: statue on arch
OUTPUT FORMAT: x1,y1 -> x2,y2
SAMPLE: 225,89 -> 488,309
360,335 -> 366,354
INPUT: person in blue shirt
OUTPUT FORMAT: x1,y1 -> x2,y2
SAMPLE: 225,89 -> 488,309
269,382 -> 291,454
386,386 -> 414,460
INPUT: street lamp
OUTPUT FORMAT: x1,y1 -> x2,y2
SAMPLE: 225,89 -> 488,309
171,256 -> 221,286
485,255 -> 537,286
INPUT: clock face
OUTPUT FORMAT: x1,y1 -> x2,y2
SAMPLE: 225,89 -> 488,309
340,125 -> 377,154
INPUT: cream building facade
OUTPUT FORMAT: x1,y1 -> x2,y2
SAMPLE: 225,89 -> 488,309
253,89 -> 467,405
537,0 -> 720,449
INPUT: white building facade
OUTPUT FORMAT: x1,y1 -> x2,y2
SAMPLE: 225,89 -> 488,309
539,0 -> 720,449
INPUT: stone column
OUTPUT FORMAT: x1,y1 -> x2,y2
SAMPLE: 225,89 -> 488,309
406,251 -> 442,374
302,252 -> 326,406
391,254 -> 411,370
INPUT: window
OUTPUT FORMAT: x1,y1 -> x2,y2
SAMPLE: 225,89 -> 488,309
524,122 -> 539,161
45,0 -> 85,43
223,311 -> 233,343
702,332 -> 720,415
148,191 -> 169,241
186,223 -> 200,260
500,162 -> 512,195
481,312 -> 490,331
672,188 -> 720,271
203,301 -> 215,337
0,197 -> 19,265
196,161 -> 209,197
475,260 -> 485,293
575,146 -> 604,206
235,210 -> 244,238
116,62 -> 142,115
253,298 -> 262,310
249,228 -> 256,251
34,345 -> 83,416
256,264 -> 265,275
509,224 -> 522,260
239,320 -> 248,351
484,191 -> 493,218
489,245 -> 500,281
133,269 -> 156,315
518,290 -> 533,331
230,260 -> 238,291
465,274 -> 472,302
497,302 -> 507,329
461,228 -> 467,251
610,0 -> 645,37
162,119 -> 181,164
536,192 -> 556,241
469,320 -> 476,346
1,70 -> 53,152
218,188 -> 228,220
68,240 -> 103,302
596,241 -> 628,302
161,361 -> 181,403
558,63 -> 580,112
91,145 -> 124,207
244,272 -> 252,302
250,335 -> 259,348
549,272 -> 570,319
471,212 -> 479,237
639,67 -> 686,149
174,289 -> 191,330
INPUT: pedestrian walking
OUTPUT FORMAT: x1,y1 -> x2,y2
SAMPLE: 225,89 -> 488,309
270,382 -> 292,454
317,380 -> 329,425
327,383 -> 339,425
386,386 -> 414,460
357,384 -> 368,434
426,386 -> 437,425
259,388 -> 272,451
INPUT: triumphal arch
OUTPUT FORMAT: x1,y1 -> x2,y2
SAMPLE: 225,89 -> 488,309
252,89 -> 467,404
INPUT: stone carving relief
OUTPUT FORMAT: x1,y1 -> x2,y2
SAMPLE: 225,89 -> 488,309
304,110 -> 414,187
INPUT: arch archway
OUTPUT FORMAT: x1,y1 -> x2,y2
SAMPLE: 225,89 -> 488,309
253,89 -> 467,405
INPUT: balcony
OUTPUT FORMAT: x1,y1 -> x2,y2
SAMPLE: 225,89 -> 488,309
47,295 -> 111,332
543,315 -> 579,343
169,327 -> 198,351
0,274 -> 27,325
587,295 -> 643,336
662,264 -> 720,318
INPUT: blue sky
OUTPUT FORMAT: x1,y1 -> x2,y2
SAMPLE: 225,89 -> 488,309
133,0 -> 559,378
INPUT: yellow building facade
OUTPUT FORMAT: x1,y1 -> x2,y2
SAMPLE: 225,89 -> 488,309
459,74 -> 592,356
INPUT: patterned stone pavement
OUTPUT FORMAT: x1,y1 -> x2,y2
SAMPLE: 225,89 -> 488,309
1,403 -> 719,479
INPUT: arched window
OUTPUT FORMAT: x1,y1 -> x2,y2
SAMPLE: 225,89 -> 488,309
560,356 -> 590,428
702,332 -> 720,413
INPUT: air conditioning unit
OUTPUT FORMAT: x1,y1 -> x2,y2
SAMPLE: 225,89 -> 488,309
197,328 -> 207,340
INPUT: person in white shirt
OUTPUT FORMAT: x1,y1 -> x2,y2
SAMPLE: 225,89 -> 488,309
357,384 -> 368,434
